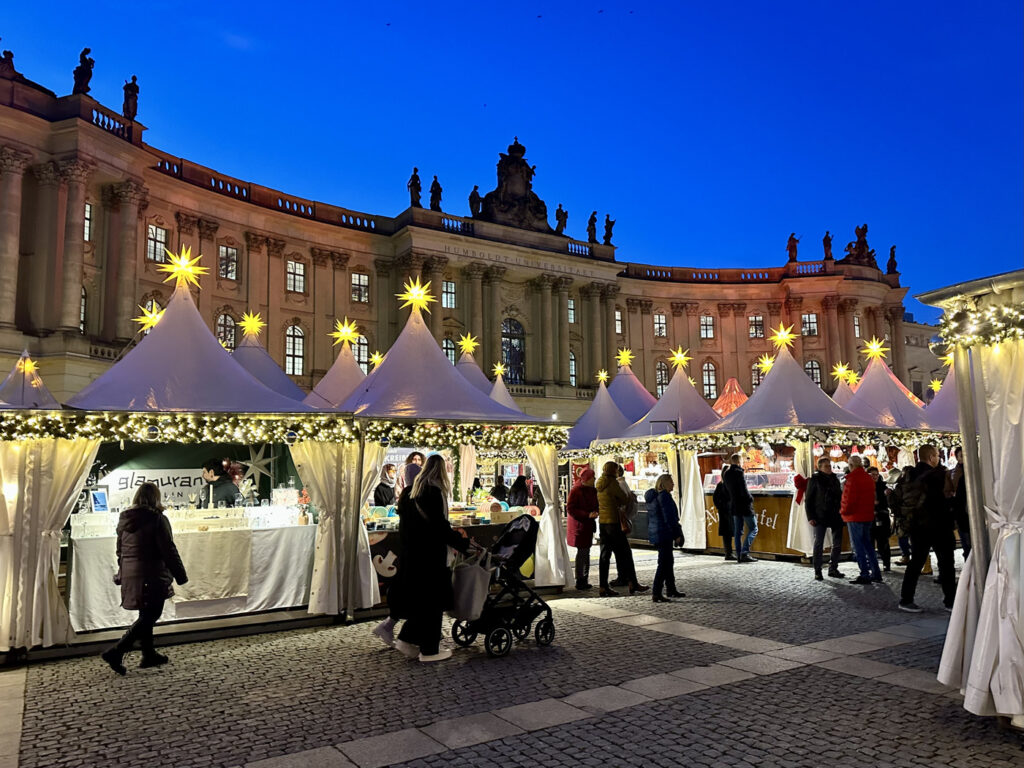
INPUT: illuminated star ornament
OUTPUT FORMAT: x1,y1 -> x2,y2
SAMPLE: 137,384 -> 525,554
16,356 -> 38,376
929,379 -> 943,393
370,351 -> 384,368
831,362 -> 850,382
157,245 -> 208,288
132,304 -> 165,332
769,324 -> 796,349
396,276 -> 436,313
330,317 -> 360,346
616,348 -> 635,368
239,311 -> 266,338
862,336 -> 890,361
847,372 -> 860,387
492,362 -> 506,377
457,333 -> 479,355
668,346 -> 692,370
757,354 -> 775,375
596,369 -> 609,384
940,351 -> 955,367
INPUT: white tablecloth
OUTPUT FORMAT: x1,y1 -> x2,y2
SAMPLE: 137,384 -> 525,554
69,525 -> 317,632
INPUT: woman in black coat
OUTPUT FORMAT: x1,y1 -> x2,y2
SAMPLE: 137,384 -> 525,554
392,454 -> 472,662
507,475 -> 530,507
101,482 -> 187,675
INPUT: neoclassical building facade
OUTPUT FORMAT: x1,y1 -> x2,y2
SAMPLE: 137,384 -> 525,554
0,63 -> 918,419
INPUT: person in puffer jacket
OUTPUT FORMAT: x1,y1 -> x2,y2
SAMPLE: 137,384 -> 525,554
645,474 -> 685,602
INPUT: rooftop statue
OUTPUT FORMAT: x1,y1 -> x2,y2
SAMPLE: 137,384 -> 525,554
603,214 -> 615,245
822,230 -> 833,260
887,245 -> 898,274
122,75 -> 139,121
407,167 -> 422,208
554,203 -> 568,235
72,47 -> 94,95
476,137 -> 553,233
0,39 -> 17,78
786,232 -> 799,261
838,223 -> 880,269
429,175 -> 443,212
586,211 -> 597,244
468,185 -> 482,216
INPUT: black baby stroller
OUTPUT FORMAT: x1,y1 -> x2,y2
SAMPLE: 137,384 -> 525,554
451,514 -> 555,657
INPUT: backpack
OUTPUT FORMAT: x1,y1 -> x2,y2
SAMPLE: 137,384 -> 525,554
891,467 -> 926,526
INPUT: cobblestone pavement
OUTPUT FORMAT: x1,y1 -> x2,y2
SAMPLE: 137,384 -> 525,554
8,552 -> 1023,768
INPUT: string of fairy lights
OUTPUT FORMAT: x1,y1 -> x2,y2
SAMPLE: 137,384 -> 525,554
938,302 -> 1024,348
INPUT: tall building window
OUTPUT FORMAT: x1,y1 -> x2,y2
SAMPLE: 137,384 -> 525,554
654,313 -> 667,337
284,325 -> 304,375
801,313 -> 819,336
218,245 -> 238,280
751,363 -> 763,390
442,337 -> 456,364
441,280 -> 457,309
83,202 -> 92,242
216,314 -> 236,349
700,315 -> 715,339
146,225 -> 168,262
615,309 -> 623,335
804,359 -> 822,387
655,361 -> 670,397
79,287 -> 87,333
351,272 -> 370,303
701,361 -> 718,399
142,298 -> 161,335
354,334 -> 369,373
501,318 -> 526,385
567,298 -> 576,324
286,260 -> 306,293
569,350 -> 577,387
853,315 -> 862,338
748,315 -> 764,338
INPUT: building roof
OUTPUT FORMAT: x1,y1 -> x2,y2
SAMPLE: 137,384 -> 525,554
832,379 -> 855,407
566,381 -> 631,450
489,374 -> 523,413
304,341 -> 366,409
606,364 -> 658,422
843,357 -> 933,429
232,335 -> 306,401
925,366 -> 958,431
0,351 -> 61,409
622,368 -> 720,437
456,352 -> 493,395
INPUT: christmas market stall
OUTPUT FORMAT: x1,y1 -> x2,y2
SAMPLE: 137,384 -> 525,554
302,317 -> 367,409
231,312 -> 307,401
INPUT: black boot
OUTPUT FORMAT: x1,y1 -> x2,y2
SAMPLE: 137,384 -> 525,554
140,652 -> 169,668
101,648 -> 127,676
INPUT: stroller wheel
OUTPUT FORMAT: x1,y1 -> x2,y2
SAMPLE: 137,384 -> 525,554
484,626 -> 513,658
512,622 -> 530,641
534,618 -> 555,647
452,620 -> 477,647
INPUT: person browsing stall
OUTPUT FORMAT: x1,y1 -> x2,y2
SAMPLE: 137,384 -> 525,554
645,474 -> 685,602
804,456 -> 845,581
198,458 -> 243,508
566,468 -> 599,590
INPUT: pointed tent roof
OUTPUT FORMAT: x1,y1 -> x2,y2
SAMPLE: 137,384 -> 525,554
621,368 -> 720,437
304,341 -> 366,409
232,334 -> 306,401
66,283 -> 311,412
843,357 -> 933,429
456,352 -> 492,395
0,351 -> 61,409
711,346 -> 877,431
489,374 -> 523,412
340,307 -> 535,421
926,367 -> 958,432
832,379 -> 855,407
566,381 -> 631,450
606,364 -> 658,423
713,377 -> 748,418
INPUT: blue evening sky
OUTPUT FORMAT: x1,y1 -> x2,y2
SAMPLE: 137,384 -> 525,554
5,1 -> 1022,322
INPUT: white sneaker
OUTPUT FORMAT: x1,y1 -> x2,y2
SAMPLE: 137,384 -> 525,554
418,649 -> 453,663
394,639 -> 420,659
372,619 -> 395,648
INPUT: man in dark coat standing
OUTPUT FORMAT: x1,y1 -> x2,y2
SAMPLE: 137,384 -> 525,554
723,453 -> 758,563
804,456 -> 845,580
713,461 -> 735,560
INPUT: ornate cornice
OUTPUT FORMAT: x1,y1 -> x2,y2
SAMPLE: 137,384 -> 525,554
837,298 -> 858,314
266,238 -> 286,259
554,276 -> 573,292
0,146 -> 33,174
330,252 -> 350,270
684,302 -> 701,317
373,257 -> 391,276
717,302 -> 733,318
111,179 -> 148,212
767,300 -> 784,314
483,265 -> 507,284
784,296 -> 804,312
57,157 -> 94,186
639,299 -> 653,314
310,247 -> 331,268
731,302 -> 747,314
462,261 -> 486,281
244,232 -> 265,253
33,161 -> 61,186
175,212 -> 197,236
395,252 -> 425,274
601,284 -> 620,301
821,294 -> 840,311
197,218 -> 219,240
626,298 -> 642,314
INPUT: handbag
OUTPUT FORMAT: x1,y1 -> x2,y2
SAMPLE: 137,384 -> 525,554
448,550 -> 493,621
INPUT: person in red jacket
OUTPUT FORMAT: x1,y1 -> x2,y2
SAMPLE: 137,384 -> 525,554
840,455 -> 882,585
566,468 -> 599,590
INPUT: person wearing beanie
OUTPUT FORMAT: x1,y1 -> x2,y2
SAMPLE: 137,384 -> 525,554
566,468 -> 599,590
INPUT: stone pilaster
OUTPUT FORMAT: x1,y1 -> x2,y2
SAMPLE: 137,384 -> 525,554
483,265 -> 506,370
685,302 -> 701,355
784,295 -> 804,363
730,302 -> 747,385
838,298 -> 859,366
111,179 -> 149,340
374,257 -> 393,348
670,301 -> 686,352
603,284 -> 620,374
582,283 -> 603,383
822,295 -> 842,383
28,161 -> 65,331
887,306 -> 908,383
56,157 -> 95,331
425,256 -> 448,341
0,146 -> 33,327
463,262 -> 486,349
534,274 -> 556,384
556,276 -> 573,385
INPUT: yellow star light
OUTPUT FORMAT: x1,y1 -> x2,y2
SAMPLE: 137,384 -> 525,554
157,245 -> 208,289
457,333 -> 479,355
668,346 -> 692,370
940,351 -> 954,367
219,339 -> 231,350
239,311 -> 265,338
132,304 -> 164,332
492,362 -> 506,377
769,324 -> 796,349
846,371 -> 860,386
929,379 -> 943,393
757,353 -> 775,375
832,362 -> 850,381
16,356 -> 37,375
370,351 -> 384,368
329,317 -> 360,346
862,336 -> 890,361
688,376 -> 697,387
616,348 -> 635,367
596,369 -> 609,384
396,276 -> 436,313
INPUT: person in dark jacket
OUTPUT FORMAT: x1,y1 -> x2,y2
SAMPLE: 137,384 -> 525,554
596,461 -> 647,596
101,482 -> 187,675
489,475 -> 508,502
507,475 -> 530,507
868,466 -> 893,571
566,468 -> 599,590
645,474 -> 685,602
373,464 -> 397,507
712,462 -> 735,560
722,454 -> 758,563
898,445 -> 956,612
804,457 -> 845,580
946,446 -> 970,559
392,454 -> 472,662
197,458 -> 242,508
373,463 -> 423,650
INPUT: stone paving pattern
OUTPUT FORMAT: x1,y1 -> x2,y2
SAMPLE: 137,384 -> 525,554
11,554 -> 1023,767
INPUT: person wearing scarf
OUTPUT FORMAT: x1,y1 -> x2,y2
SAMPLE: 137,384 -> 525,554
373,464 -> 397,507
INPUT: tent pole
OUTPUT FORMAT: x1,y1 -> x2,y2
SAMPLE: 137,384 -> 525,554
344,426 -> 367,620
953,346 -> 990,604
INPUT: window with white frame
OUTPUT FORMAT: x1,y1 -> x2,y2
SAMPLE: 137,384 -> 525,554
748,315 -> 764,338
216,314 -> 236,349
751,362 -> 763,390
218,245 -> 238,281
286,260 -> 306,293
285,325 -> 304,375
441,280 -> 457,309
654,313 -> 667,337
700,315 -> 715,339
354,334 -> 369,373
351,272 -> 370,303
804,359 -> 822,387
801,312 -> 819,336
615,309 -> 623,335
442,337 -> 456,364
146,225 -> 168,262
79,287 -> 87,333
567,298 -> 576,324
701,361 -> 718,399
853,315 -> 862,338
655,361 -> 670,397
84,202 -> 92,242
569,350 -> 577,387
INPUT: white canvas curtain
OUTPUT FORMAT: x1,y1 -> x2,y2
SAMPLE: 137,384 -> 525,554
458,444 -> 476,503
0,438 -> 100,651
524,444 -> 572,587
666,447 -> 706,549
785,441 -> 814,556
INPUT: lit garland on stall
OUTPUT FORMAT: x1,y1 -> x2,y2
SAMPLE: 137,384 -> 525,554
938,301 -> 1024,348
362,421 -> 568,451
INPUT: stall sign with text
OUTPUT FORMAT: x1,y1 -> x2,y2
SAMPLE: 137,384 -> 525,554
101,468 -> 205,509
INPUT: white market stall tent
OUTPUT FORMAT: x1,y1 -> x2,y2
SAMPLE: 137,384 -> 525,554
490,370 -> 524,413
926,364 -> 959,432
455,339 -> 494,396
843,352 -> 933,430
565,378 -> 630,451
831,378 -> 855,407
0,351 -> 61,410
303,320 -> 367,409
606,357 -> 658,423
231,313 -> 307,401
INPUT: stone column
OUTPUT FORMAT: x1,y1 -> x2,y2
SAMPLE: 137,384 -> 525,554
175,211 -> 197,251
887,306 -> 908,382
670,302 -> 686,351
717,303 -> 737,383
0,147 -> 33,328
638,299 -> 653,388
556,277 -> 572,385
198,220 -> 221,320
731,302 -> 748,385
865,305 -> 882,341
483,266 -> 506,369
310,248 -> 334,375
784,296 -> 804,363
56,157 -> 94,331
29,162 -> 65,331
533,274 -> 555,384
373,257 -> 393,348
582,284 -> 602,382
425,256 -> 448,342
464,262 -> 486,348
245,232 -> 267,315
838,299 -> 858,366
821,295 -> 842,379
603,284 -> 620,374
112,179 -> 149,340
626,298 -> 642,355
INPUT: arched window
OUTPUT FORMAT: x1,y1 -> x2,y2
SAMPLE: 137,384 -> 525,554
216,314 -> 236,350
568,350 -> 577,387
751,362 -> 763,391
285,325 -> 304,375
804,359 -> 822,387
442,337 -> 456,365
354,334 -> 369,373
655,361 -> 670,397
501,318 -> 525,385
143,298 -> 161,335
79,287 -> 87,333
701,361 -> 717,399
